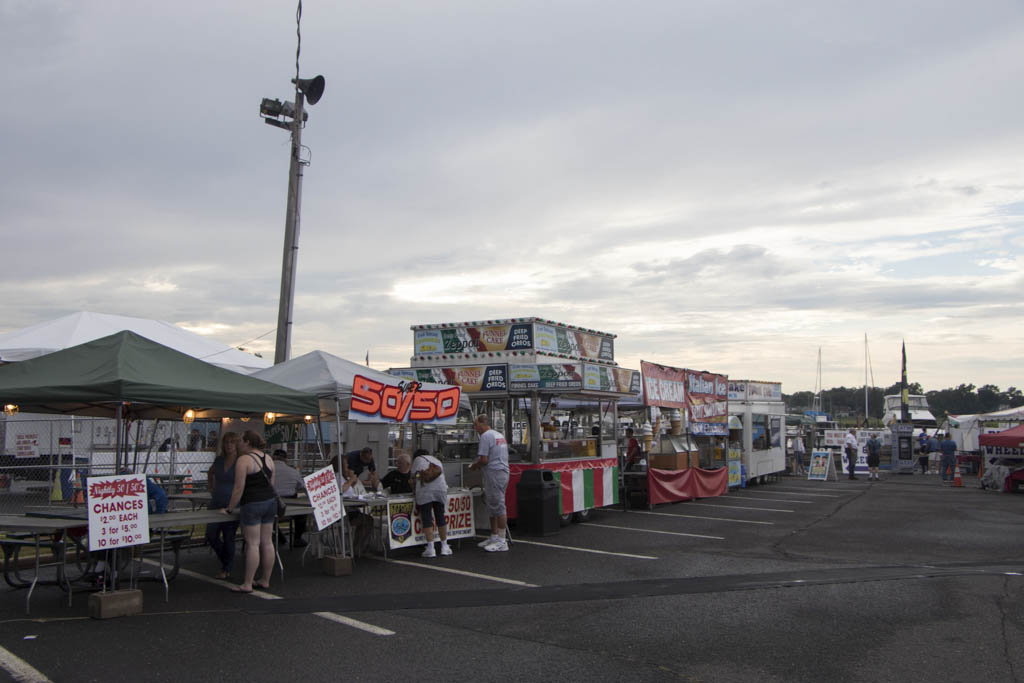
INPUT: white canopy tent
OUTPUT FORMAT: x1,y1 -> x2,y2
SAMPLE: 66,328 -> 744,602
0,311 -> 270,374
948,406 -> 1024,451
250,350 -> 469,416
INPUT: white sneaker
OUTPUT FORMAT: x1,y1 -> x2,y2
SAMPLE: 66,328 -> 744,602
439,542 -> 453,556
477,536 -> 498,547
421,544 -> 436,558
484,540 -> 508,552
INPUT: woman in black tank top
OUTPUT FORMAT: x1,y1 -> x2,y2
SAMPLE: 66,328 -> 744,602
223,430 -> 277,593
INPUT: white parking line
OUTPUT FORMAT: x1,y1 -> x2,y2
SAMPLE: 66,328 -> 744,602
0,644 -> 51,683
728,495 -> 813,504
501,537 -> 658,559
312,611 -> 397,636
581,523 -> 724,540
144,561 -> 395,636
687,502 -> 794,513
378,558 -> 540,587
758,488 -> 839,498
603,508 -> 773,525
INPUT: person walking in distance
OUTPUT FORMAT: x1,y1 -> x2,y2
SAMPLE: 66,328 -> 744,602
939,433 -> 958,483
865,432 -> 882,481
791,431 -> 806,476
843,428 -> 859,480
468,415 -> 510,552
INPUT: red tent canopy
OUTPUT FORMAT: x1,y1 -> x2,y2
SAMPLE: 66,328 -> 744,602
979,424 -> 1024,448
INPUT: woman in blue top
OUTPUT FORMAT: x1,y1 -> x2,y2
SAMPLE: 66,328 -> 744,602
205,431 -> 240,579
222,430 -> 277,593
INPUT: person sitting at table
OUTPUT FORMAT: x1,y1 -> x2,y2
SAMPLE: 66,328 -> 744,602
205,431 -> 240,579
271,449 -> 307,547
222,430 -> 276,593
380,454 -> 414,494
330,456 -> 374,556
146,476 -> 168,514
343,447 -> 380,490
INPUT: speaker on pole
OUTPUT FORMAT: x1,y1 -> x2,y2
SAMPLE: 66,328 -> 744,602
292,75 -> 325,105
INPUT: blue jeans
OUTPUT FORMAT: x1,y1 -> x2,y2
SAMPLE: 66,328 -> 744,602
940,454 -> 957,481
205,519 -> 239,572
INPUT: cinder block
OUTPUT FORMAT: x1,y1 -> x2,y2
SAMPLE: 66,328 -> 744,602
88,589 -> 143,619
322,554 -> 353,576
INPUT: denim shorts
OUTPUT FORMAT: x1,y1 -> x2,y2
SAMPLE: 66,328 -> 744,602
240,498 -> 277,526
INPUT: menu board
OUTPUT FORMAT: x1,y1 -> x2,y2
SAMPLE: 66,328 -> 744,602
87,474 -> 150,551
415,324 -> 534,355
391,365 -> 508,393
303,466 -> 343,531
509,363 -> 583,391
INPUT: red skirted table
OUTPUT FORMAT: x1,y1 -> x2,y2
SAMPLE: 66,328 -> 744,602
646,467 -> 728,505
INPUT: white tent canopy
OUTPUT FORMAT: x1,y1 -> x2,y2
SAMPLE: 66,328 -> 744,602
0,311 -> 270,374
947,406 -> 1024,451
250,349 -> 470,416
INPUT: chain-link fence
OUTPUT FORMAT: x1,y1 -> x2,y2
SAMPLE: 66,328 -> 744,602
0,416 -> 221,514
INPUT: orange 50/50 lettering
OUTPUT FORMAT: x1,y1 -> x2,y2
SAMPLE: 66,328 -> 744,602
350,375 -> 460,422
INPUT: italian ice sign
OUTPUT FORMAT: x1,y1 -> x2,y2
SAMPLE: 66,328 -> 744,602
87,474 -> 150,551
303,466 -> 343,531
684,369 -> 729,436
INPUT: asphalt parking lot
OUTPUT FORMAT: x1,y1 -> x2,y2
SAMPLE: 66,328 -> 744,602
1,473 -> 1022,682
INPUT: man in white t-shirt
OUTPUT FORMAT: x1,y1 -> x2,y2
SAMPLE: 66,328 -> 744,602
412,448 -> 451,558
468,414 -> 510,552
843,429 -> 859,480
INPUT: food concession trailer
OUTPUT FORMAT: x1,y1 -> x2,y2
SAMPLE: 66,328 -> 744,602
390,318 -> 640,524
726,380 -> 787,483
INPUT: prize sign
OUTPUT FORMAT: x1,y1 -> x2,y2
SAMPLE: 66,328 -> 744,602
303,466 -> 343,531
387,491 -> 476,549
87,474 -> 150,551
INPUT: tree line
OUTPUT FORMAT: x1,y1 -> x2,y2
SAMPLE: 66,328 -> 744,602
784,383 -> 1024,423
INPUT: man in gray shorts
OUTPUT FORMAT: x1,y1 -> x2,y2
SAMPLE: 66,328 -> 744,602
469,414 -> 510,552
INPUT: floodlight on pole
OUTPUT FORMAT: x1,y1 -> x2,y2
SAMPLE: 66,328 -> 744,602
259,73 -> 325,365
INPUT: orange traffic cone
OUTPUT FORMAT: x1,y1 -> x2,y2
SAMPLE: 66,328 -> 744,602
72,469 -> 84,504
953,465 -> 963,488
183,474 -> 193,494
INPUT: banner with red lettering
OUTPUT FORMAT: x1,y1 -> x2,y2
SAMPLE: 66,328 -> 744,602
350,374 -> 461,424
303,465 -> 343,530
640,361 -> 687,409
386,490 -> 475,549
684,369 -> 729,436
87,474 -> 150,551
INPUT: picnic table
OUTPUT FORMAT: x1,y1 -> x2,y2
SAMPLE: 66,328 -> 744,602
0,514 -> 91,614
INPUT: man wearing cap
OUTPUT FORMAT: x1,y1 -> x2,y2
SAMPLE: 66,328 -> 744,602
469,415 -> 510,552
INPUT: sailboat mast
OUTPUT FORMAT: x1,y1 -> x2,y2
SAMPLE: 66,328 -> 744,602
864,333 -> 869,421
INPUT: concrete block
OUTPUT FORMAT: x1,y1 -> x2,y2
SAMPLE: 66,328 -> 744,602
322,554 -> 353,576
88,589 -> 143,619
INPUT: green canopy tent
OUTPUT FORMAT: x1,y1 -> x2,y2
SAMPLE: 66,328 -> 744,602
0,331 -> 319,469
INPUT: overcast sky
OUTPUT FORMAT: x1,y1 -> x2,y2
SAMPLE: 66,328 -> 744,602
2,0 -> 1022,393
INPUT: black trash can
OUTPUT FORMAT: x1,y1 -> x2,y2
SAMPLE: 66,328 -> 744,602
517,470 -> 560,536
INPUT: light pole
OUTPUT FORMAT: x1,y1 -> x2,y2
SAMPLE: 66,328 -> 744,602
260,74 -> 325,364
